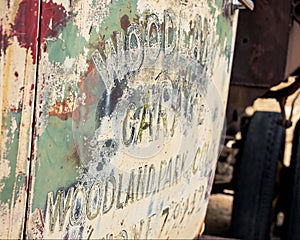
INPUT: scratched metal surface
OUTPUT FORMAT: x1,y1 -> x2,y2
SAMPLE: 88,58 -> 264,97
1,0 -> 238,239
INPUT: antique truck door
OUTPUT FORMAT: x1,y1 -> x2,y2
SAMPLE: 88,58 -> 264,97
0,0 -> 239,238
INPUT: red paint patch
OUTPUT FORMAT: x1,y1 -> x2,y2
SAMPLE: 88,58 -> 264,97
120,15 -> 130,31
12,0 -> 67,64
40,1 -> 68,42
0,21 -> 10,57
12,0 -> 39,63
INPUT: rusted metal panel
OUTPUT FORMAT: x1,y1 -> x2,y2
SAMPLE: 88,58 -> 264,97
285,21 -> 300,78
231,0 -> 291,89
0,0 -> 39,238
1,0 -> 237,238
226,0 -> 300,134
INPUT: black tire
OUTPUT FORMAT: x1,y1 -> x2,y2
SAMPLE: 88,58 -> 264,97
285,119 -> 300,240
230,111 -> 285,240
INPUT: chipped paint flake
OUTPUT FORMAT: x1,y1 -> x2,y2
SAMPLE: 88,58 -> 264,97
0,159 -> 11,192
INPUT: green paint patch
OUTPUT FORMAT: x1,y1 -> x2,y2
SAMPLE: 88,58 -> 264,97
99,0 -> 138,36
32,117 -> 79,210
208,1 -> 217,14
48,21 -> 86,63
0,112 -> 21,205
14,173 -> 26,205
88,0 -> 149,57
87,27 -> 100,59
216,13 -> 232,50
215,0 -> 224,10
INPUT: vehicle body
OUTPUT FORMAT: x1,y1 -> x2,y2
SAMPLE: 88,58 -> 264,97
1,0 -> 300,239
0,0 -> 238,238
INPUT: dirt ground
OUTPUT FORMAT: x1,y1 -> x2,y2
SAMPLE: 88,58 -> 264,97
203,79 -> 300,237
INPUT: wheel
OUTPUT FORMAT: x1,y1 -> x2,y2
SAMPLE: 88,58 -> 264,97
285,119 -> 300,240
230,111 -> 286,240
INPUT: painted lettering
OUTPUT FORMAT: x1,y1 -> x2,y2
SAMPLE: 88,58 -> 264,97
70,185 -> 86,226
44,152 -> 192,233
164,10 -> 176,56
159,207 -> 169,238
125,169 -> 135,205
87,183 -> 102,220
145,13 -> 161,61
116,174 -> 124,209
103,176 -> 116,214
145,213 -> 156,239
145,164 -> 156,197
91,10 -> 209,92
125,23 -> 144,73
131,219 -> 144,239
45,187 -> 74,232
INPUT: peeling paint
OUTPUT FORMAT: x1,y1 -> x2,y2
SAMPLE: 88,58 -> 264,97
0,21 -> 10,57
12,0 -> 68,64
12,0 -> 39,64
28,0 -> 237,238
1,0 -> 238,238
13,173 -> 26,205
40,0 -> 68,42
0,112 -> 21,205
32,117 -> 79,210
47,21 -> 86,63
216,3 -> 233,49
0,0 -> 40,238
0,159 -> 11,192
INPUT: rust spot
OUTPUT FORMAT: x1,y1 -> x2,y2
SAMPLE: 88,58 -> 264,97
10,102 -> 22,113
14,71 -> 19,77
49,99 -> 75,120
66,147 -> 80,167
133,14 -> 140,25
99,36 -> 105,49
120,14 -> 130,31
149,21 -> 158,36
25,176 -> 28,192
72,61 -> 98,122
38,208 -> 45,228
42,42 -> 48,52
